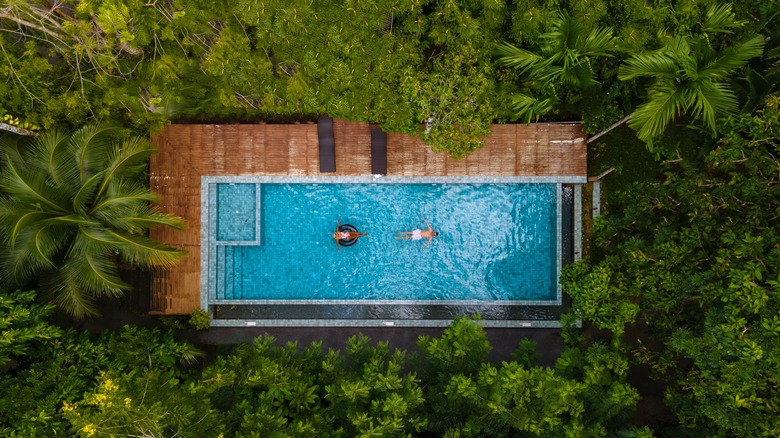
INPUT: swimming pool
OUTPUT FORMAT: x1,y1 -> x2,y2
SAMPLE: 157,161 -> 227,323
201,176 -> 576,327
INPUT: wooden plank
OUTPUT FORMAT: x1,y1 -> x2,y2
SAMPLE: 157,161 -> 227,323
236,126 -> 254,174
536,127 -> 551,175
265,125 -> 290,174
489,125 -> 516,175
288,125 -> 309,175
386,133 -> 403,175
516,125 -> 536,175
252,125 -> 267,174
306,124 -> 320,175
406,136 -> 426,175
194,125 -> 210,174
445,152 -> 467,176
424,146 -> 446,176
334,119 -> 371,176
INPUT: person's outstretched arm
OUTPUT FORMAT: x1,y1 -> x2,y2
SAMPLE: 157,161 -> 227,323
422,216 -> 431,231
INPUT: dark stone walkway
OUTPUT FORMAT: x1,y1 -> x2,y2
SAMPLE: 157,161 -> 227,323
60,294 -> 564,368
195,326 -> 564,366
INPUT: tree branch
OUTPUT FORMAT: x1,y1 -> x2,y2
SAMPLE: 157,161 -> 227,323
0,10 -> 67,42
0,122 -> 38,136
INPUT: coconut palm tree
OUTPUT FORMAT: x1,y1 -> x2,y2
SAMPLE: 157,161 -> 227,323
497,12 -> 618,122
618,4 -> 765,142
0,124 -> 185,318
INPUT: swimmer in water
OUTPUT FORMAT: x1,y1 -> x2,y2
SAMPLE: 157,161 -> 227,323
333,220 -> 367,251
395,216 -> 438,249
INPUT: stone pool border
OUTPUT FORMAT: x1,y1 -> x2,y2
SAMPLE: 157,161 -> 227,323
201,175 -> 584,328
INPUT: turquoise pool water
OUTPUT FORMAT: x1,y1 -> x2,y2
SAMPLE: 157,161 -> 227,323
209,182 -> 558,302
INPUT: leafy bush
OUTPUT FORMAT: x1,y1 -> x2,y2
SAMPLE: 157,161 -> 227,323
188,308 -> 211,330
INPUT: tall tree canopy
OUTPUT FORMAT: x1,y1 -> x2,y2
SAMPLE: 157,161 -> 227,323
0,124 -> 185,317
562,98 -> 780,435
497,12 -> 618,122
0,311 -> 649,437
0,0 -> 506,157
618,4 -> 765,143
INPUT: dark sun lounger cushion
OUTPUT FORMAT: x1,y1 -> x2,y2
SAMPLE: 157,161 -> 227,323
318,115 -> 336,173
370,125 -> 387,175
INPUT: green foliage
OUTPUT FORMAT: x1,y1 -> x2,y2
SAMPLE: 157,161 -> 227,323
0,325 -> 207,437
497,12 -> 620,122
415,317 -> 645,436
618,3 -> 765,143
561,260 -> 640,336
0,124 -> 186,317
0,315 -> 646,436
0,0 -> 506,157
189,308 -> 211,330
0,289 -> 61,369
512,338 -> 541,368
564,100 -> 780,435
198,333 -> 427,436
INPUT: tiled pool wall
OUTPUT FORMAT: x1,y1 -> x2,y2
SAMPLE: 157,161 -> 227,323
201,175 -> 585,328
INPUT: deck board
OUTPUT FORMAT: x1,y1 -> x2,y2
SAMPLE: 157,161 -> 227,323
149,120 -> 586,314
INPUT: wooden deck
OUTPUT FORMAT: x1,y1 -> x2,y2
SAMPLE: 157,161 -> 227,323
149,120 -> 586,314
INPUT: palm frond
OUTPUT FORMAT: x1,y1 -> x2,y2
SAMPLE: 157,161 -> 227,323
91,181 -> 159,214
7,211 -> 57,247
41,214 -> 100,227
618,53 -> 678,80
77,225 -> 122,247
496,42 -> 543,72
70,123 -> 119,184
699,34 -> 765,79
559,63 -> 598,88
109,137 -> 156,177
628,83 -> 689,141
579,27 -> 617,57
122,214 -> 186,231
548,11 -> 583,50
687,82 -> 738,133
68,251 -> 129,296
2,225 -> 68,285
73,170 -> 106,212
534,63 -> 564,82
665,35 -> 692,66
91,193 -> 157,221
179,343 -> 206,366
27,129 -> 77,188
702,3 -> 742,34
510,93 -> 557,123
42,271 -> 99,318
0,135 -> 26,164
94,206 -> 184,234
108,230 -> 186,269
0,159 -> 69,213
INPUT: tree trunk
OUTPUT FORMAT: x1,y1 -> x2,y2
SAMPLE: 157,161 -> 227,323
0,123 -> 39,137
587,114 -> 631,144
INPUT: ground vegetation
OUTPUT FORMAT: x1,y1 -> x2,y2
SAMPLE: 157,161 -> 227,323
0,305 -> 649,437
563,99 -> 780,435
1,0 -> 780,436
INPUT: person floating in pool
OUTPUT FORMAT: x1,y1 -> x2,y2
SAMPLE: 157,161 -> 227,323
396,216 -> 438,249
333,219 -> 368,250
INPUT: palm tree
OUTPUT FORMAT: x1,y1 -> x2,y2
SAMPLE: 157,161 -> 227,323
0,124 -> 185,318
618,4 -> 765,142
497,12 -> 618,122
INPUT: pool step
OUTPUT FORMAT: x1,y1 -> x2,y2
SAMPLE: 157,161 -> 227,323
216,245 -> 244,300
216,245 -> 235,300
226,246 -> 236,300
215,246 -> 226,300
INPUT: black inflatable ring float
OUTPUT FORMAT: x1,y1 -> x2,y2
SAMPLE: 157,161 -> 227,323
337,224 -> 359,246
